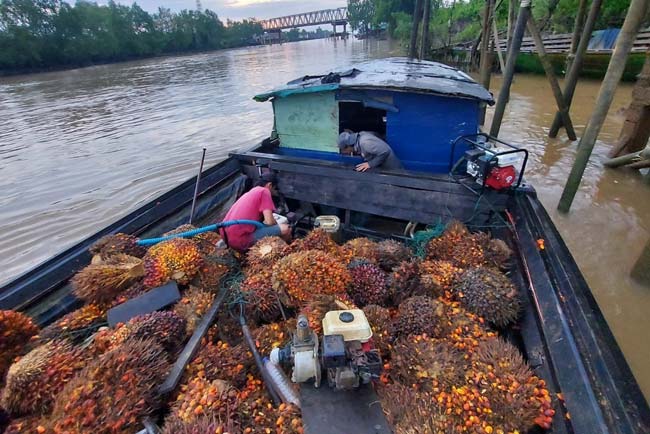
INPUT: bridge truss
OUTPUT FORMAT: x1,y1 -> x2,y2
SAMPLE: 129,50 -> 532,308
259,8 -> 348,31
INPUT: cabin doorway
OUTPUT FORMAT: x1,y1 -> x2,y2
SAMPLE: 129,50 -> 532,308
338,102 -> 387,138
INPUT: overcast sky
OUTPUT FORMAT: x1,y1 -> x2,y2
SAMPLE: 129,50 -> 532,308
120,0 -> 348,21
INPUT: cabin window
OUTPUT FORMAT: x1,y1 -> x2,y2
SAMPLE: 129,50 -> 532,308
338,102 -> 387,137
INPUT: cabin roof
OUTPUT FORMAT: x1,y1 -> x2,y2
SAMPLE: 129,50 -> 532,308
253,57 -> 494,104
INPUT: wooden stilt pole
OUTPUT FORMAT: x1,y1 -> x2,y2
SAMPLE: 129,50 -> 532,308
566,0 -> 588,73
489,0 -> 532,138
604,147 -> 650,168
558,0 -> 650,213
548,0 -> 603,138
420,0 -> 431,60
409,0 -> 423,59
507,0 -> 517,59
631,238 -> 650,287
492,14 -> 506,72
527,15 -> 577,140
479,0 -> 495,88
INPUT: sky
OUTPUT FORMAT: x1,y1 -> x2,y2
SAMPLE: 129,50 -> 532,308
119,0 -> 348,21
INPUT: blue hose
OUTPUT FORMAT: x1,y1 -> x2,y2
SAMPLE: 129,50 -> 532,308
136,220 -> 266,246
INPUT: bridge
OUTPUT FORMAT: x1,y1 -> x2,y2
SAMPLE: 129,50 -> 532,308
259,7 -> 348,32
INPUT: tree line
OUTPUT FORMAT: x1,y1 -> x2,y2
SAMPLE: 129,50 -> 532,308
348,0 -> 646,48
0,0 -> 264,73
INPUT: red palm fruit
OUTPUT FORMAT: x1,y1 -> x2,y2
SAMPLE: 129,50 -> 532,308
362,305 -> 395,358
161,415 -> 240,434
375,239 -> 412,272
283,228 -> 340,256
168,377 -> 238,424
246,236 -> 288,273
49,339 -> 169,434
122,311 -> 187,353
110,281 -> 148,307
163,224 -> 222,256
347,262 -> 390,307
251,320 -> 295,357
272,250 -> 351,305
72,254 -> 145,304
90,233 -> 147,259
392,296 -> 451,339
390,335 -> 467,390
0,310 -> 39,380
143,238 -> 203,287
340,238 -> 379,264
453,267 -> 521,328
418,260 -> 462,298
441,298 -> 498,355
241,269 -> 282,324
300,294 -> 339,335
39,304 -> 106,343
389,260 -> 427,305
3,415 -> 48,434
198,249 -> 236,291
174,287 -> 216,335
2,339 -> 88,416
484,238 -> 513,270
185,341 -> 253,389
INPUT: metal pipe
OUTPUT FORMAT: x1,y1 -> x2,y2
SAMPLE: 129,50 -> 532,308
240,315 -> 282,404
489,0 -> 532,138
558,0 -> 650,213
189,147 -> 206,225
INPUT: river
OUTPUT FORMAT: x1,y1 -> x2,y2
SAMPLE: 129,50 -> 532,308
1,38 -> 648,399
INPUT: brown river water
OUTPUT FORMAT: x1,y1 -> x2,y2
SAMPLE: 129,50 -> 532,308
1,38 -> 648,400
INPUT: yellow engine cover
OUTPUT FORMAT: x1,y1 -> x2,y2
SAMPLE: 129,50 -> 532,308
322,309 -> 373,343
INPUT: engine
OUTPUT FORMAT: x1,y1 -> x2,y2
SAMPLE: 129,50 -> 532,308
465,145 -> 521,190
270,310 -> 382,390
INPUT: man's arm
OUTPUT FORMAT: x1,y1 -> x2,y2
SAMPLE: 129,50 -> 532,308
360,135 -> 391,169
262,209 -> 277,226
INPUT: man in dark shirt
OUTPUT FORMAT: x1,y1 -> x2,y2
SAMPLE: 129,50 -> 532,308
337,131 -> 403,171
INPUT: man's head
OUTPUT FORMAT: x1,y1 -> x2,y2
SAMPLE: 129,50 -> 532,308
255,171 -> 278,191
337,131 -> 358,155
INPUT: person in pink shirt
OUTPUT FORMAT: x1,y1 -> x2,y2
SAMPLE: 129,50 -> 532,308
220,172 -> 290,252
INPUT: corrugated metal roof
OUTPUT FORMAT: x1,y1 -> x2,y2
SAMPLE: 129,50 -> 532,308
253,57 -> 494,104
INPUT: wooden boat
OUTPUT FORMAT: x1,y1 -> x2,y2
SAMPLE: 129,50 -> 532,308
1,58 -> 648,434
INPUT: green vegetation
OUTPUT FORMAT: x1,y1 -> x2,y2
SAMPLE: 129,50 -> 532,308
0,0 -> 264,73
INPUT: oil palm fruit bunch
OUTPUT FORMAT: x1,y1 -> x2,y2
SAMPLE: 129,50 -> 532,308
241,269 -> 282,324
375,240 -> 412,272
393,296 -> 450,339
198,249 -> 235,291
1,339 -> 88,416
210,312 -> 245,346
347,262 -> 389,307
362,305 -> 395,357
169,377 -> 238,424
186,341 -> 253,389
251,320 -> 295,357
39,304 -> 106,344
0,406 -> 9,433
163,224 -> 222,256
418,260 -> 463,298
3,415 -> 47,434
340,237 -> 379,264
283,228 -> 340,256
272,250 -> 351,305
453,267 -> 521,328
237,376 -> 303,434
424,220 -> 470,260
0,310 -> 39,380
375,382 -> 416,427
49,338 -> 169,434
143,238 -> 203,287
110,281 -> 148,307
246,236 -> 287,273
390,335 -> 466,391
174,287 -> 216,335
471,339 -> 554,432
162,415 -> 240,434
89,233 -> 147,259
72,254 -> 145,305
300,294 -> 339,335
122,311 -> 187,354
443,298 -> 497,356
389,260 -> 427,305
484,238 -> 513,270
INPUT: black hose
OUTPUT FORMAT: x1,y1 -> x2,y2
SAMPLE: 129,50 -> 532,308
239,315 -> 282,405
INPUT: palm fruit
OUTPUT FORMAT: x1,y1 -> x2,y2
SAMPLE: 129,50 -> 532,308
246,236 -> 287,273
0,310 -> 39,380
0,406 -> 9,433
272,250 -> 351,305
283,228 -> 340,256
110,281 -> 148,306
39,304 -> 106,343
418,260 -> 462,298
122,311 -> 187,353
210,312 -> 245,346
251,320 -> 295,357
425,220 -> 470,261
241,269 -> 282,324
237,376 -> 303,434
484,238 -> 513,270
340,237 -> 379,264
198,249 -> 235,291
161,415 -> 240,434
49,339 -> 169,434
390,335 -> 466,391
174,287 -> 216,335
89,233 -> 147,259
375,239 -> 412,272
394,398 -> 460,434
442,298 -> 497,356
72,254 -> 145,304
375,382 -> 416,427
185,341 -> 253,389
3,415 -> 47,434
347,262 -> 389,307
362,305 -> 395,358
143,238 -> 203,287
169,377 -> 238,424
163,224 -> 222,256
389,260 -> 427,305
471,339 -> 554,432
393,296 -> 450,338
453,267 -> 521,327
2,339 -> 88,416
300,294 -> 339,335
